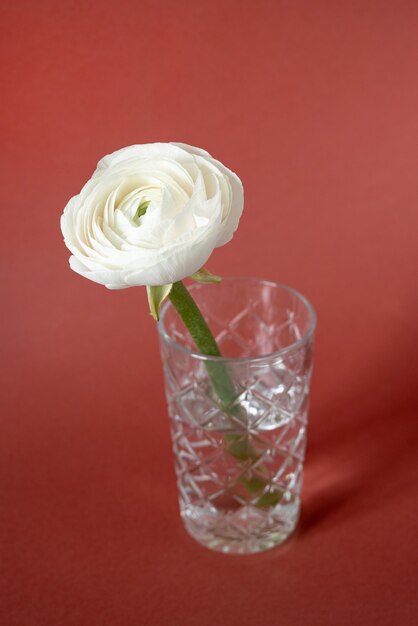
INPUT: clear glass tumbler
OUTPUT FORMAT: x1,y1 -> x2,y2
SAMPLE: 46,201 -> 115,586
158,278 -> 316,554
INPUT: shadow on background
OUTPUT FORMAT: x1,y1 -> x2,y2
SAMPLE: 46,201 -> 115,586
300,333 -> 418,535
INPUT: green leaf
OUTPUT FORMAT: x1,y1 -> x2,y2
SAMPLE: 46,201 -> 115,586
190,268 -> 221,284
134,199 -> 150,222
146,284 -> 173,321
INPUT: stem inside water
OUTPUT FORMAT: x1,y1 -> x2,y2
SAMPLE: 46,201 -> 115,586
168,280 -> 283,508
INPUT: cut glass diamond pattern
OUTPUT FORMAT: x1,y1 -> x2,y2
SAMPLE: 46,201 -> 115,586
160,284 -> 314,553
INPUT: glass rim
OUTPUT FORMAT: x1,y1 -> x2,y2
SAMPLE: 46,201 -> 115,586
157,276 -> 317,364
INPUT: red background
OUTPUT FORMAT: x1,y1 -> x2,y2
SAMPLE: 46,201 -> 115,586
1,1 -> 418,624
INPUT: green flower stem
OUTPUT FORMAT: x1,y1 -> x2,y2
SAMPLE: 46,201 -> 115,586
168,281 -> 238,409
168,280 -> 283,508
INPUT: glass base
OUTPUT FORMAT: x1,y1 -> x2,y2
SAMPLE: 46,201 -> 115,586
181,499 -> 300,554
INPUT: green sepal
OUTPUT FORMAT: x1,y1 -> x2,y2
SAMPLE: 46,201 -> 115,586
146,284 -> 173,321
134,199 -> 150,222
190,268 -> 221,284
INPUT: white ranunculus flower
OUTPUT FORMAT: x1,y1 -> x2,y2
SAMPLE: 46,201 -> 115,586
60,143 -> 244,289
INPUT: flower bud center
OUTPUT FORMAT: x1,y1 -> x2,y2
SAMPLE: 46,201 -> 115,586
133,199 -> 150,223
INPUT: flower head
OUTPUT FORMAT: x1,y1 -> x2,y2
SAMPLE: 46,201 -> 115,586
61,143 -> 243,289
